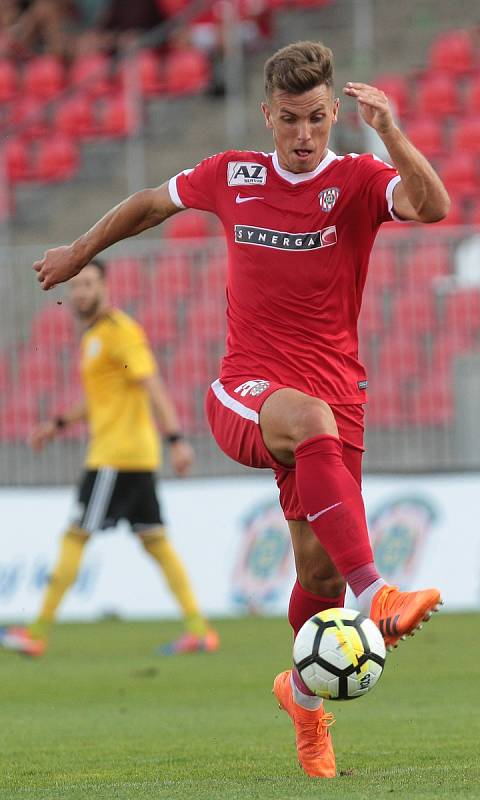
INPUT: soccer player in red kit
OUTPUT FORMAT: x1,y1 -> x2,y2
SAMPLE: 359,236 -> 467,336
33,42 -> 449,778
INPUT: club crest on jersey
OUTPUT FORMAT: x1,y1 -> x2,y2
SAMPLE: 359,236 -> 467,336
234,379 -> 270,397
318,186 -> 340,212
235,224 -> 337,251
227,162 -> 267,186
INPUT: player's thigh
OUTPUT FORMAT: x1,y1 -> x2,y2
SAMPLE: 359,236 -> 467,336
289,519 -> 345,596
259,388 -> 338,466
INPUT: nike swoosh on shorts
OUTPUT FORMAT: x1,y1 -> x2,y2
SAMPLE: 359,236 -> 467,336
306,502 -> 343,523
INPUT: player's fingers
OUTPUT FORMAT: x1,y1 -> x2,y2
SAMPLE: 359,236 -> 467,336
32,258 -> 44,272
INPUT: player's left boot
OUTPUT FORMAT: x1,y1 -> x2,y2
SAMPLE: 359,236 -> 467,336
0,626 -> 47,657
369,584 -> 442,650
156,628 -> 220,655
273,669 -> 336,778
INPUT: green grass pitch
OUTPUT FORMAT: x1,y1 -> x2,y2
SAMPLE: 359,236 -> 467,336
0,613 -> 478,799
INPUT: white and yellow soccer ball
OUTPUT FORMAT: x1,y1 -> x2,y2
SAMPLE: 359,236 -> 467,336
293,607 -> 386,701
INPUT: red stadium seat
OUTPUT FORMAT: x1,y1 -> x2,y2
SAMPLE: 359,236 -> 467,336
365,383 -> 408,427
11,97 -> 50,139
399,244 -> 451,288
53,94 -> 98,139
404,118 -> 446,160
164,48 -> 210,95
4,137 -> 31,183
120,50 -> 165,96
138,303 -> 178,345
186,298 -> 226,343
358,294 -> 384,335
197,257 -> 228,295
440,153 -> 478,200
389,290 -> 437,334
70,53 -> 115,97
0,59 -> 17,103
22,55 -> 66,100
367,247 -> 397,291
163,210 -> 211,239
430,331 -> 474,376
409,377 -> 454,426
170,343 -> 213,387
151,254 -> 194,301
377,333 -> 426,379
30,303 -> 75,349
442,289 -> 480,337
416,74 -> 461,117
17,348 -> 59,393
428,29 -> 475,76
451,117 -> 480,154
36,135 -> 79,182
374,74 -> 409,118
0,396 -> 38,441
107,257 -> 143,305
159,0 -> 189,15
99,95 -> 136,137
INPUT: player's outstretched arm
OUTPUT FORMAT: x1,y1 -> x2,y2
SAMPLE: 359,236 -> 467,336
343,82 -> 450,223
33,182 -> 180,290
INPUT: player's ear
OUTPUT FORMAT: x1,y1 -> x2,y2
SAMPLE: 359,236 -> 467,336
261,101 -> 273,129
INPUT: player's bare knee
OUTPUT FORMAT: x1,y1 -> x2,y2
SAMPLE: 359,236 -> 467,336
288,398 -> 338,448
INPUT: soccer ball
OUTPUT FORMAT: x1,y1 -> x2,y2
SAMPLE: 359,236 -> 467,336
293,607 -> 386,701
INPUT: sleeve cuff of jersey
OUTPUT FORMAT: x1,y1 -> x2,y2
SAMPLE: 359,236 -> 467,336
386,175 -> 407,222
168,175 -> 187,209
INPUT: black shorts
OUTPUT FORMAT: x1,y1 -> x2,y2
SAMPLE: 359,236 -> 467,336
74,469 -> 164,534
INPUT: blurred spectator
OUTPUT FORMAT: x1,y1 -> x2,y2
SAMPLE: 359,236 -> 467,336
95,0 -> 166,53
0,0 -> 77,58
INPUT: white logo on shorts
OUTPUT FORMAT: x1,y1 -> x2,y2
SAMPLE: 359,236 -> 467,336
234,380 -> 270,397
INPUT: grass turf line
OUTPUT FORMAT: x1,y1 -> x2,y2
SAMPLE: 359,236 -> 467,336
0,614 -> 478,799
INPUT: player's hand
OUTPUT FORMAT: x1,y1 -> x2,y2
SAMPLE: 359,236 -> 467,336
169,440 -> 194,477
33,245 -> 83,290
343,82 -> 395,135
30,420 -> 56,451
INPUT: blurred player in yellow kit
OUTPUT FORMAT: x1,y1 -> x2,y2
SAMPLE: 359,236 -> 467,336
0,259 -> 219,657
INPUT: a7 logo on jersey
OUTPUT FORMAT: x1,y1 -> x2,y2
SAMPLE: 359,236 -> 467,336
228,162 -> 267,186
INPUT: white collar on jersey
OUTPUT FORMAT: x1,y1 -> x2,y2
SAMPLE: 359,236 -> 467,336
271,148 -> 338,184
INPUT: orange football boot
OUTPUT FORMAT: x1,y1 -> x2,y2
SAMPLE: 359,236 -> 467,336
273,670 -> 336,778
0,626 -> 47,657
370,585 -> 442,650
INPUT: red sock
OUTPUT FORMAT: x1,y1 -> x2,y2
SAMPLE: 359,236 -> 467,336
295,434 -> 379,581
288,579 -> 345,638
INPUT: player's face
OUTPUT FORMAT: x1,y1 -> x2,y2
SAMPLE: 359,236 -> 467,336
262,85 -> 339,174
68,265 -> 106,320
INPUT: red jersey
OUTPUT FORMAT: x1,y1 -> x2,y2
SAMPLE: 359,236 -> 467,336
169,149 -> 401,404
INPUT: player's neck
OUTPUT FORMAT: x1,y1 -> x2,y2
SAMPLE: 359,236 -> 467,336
82,303 -> 111,329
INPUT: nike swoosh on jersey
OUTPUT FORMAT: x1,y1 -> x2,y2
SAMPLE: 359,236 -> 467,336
306,501 -> 343,523
235,194 -> 264,204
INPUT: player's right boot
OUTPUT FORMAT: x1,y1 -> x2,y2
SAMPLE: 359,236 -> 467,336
0,626 -> 47,657
369,585 -> 442,650
156,628 -> 220,656
273,669 -> 336,778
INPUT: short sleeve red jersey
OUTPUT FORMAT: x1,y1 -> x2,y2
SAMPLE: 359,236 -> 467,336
168,149 -> 401,403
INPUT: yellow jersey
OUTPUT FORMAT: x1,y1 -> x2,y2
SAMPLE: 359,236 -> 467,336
80,309 -> 160,471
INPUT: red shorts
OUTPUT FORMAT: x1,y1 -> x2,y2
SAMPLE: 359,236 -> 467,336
205,377 -> 365,521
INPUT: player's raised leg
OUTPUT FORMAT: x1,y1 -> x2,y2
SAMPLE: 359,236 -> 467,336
0,526 -> 89,657
260,388 -> 442,649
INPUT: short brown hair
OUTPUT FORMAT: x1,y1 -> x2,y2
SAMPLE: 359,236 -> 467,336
264,41 -> 334,97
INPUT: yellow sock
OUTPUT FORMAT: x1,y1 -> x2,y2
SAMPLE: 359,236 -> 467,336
141,528 -> 208,637
30,527 -> 89,641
